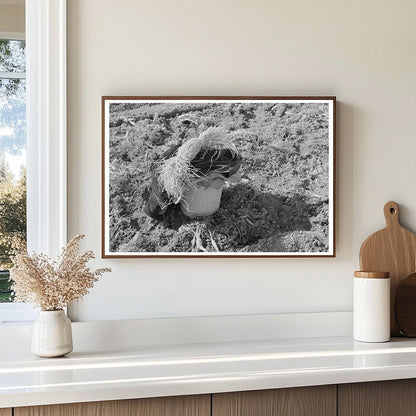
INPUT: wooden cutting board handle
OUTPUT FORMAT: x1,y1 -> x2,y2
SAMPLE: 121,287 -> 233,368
359,201 -> 416,336
383,201 -> 400,228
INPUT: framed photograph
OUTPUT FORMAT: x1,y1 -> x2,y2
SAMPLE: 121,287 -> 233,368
102,96 -> 336,258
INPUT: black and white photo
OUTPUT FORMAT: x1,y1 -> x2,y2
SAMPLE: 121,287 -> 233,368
102,97 -> 335,257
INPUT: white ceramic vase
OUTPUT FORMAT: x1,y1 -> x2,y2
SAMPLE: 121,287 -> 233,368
31,310 -> 73,357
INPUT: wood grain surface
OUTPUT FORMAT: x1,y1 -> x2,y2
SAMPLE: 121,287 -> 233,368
339,380 -> 416,416
0,409 -> 12,416
212,386 -> 336,416
14,395 -> 210,416
359,201 -> 416,335
394,272 -> 416,336
353,271 -> 389,278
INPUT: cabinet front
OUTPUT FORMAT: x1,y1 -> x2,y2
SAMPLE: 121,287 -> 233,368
14,395 -> 210,416
212,385 -> 336,416
338,380 -> 416,416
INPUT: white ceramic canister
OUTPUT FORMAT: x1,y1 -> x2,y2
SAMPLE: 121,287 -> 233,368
353,271 -> 390,343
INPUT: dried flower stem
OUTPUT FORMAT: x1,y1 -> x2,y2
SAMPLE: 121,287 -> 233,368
10,235 -> 111,310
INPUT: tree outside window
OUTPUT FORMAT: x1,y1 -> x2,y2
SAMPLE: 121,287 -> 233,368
0,38 -> 26,302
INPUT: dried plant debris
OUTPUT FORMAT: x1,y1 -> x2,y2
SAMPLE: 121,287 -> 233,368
10,235 -> 111,310
144,127 -> 242,217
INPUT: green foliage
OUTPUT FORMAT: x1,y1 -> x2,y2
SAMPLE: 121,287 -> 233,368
0,39 -> 26,158
0,38 -> 27,301
0,270 -> 13,302
0,39 -> 25,97
0,40 -> 25,70
0,161 -> 26,269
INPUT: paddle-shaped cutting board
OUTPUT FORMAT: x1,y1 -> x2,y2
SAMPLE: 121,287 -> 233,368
359,201 -> 416,336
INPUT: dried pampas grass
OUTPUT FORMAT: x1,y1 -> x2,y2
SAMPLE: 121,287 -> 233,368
158,127 -> 238,202
10,234 -> 111,311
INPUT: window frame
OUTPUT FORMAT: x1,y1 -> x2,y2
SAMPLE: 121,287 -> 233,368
0,0 -> 67,323
26,0 -> 67,257
0,31 -> 24,41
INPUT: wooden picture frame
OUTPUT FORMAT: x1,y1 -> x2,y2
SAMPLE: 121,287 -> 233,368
102,96 -> 336,258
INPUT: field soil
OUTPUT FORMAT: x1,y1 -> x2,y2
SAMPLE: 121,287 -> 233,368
108,102 -> 331,254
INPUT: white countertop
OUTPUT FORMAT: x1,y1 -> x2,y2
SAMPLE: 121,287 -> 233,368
2,336 -> 416,408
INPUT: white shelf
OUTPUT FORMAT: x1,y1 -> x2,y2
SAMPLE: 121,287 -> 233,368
2,335 -> 416,408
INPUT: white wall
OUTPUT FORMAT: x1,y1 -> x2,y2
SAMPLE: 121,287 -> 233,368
67,0 -> 416,322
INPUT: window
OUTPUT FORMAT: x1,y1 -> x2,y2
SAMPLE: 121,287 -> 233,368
0,32 -> 35,322
0,2 -> 67,324
0,35 -> 26,301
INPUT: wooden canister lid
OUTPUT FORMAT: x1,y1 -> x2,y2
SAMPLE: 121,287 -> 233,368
354,271 -> 389,279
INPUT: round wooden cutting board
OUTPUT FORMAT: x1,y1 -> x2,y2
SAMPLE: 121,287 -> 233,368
359,201 -> 416,336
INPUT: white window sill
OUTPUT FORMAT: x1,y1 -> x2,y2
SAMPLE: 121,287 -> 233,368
0,303 -> 36,324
